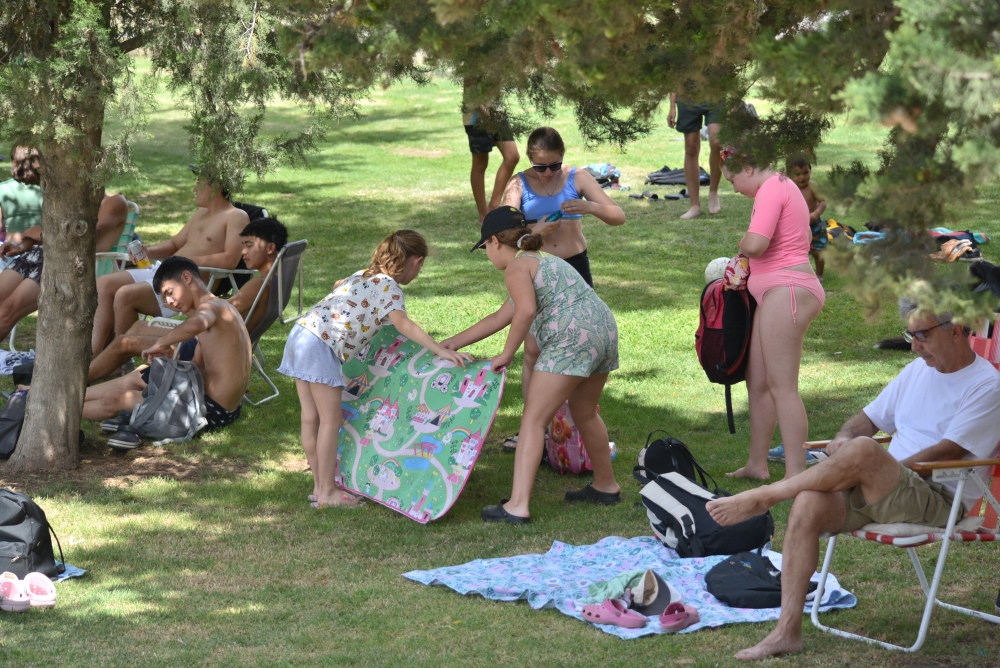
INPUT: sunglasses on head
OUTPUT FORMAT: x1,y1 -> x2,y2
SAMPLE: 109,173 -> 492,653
530,161 -> 563,173
902,321 -> 951,344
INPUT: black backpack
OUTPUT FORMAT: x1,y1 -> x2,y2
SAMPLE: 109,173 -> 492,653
634,431 -> 716,490
645,165 -> 710,186
695,279 -> 757,434
706,551 -> 816,608
0,489 -> 65,579
0,389 -> 28,460
639,472 -> 773,558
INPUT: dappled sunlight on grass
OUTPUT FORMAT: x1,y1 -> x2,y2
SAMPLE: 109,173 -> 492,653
0,72 -> 996,667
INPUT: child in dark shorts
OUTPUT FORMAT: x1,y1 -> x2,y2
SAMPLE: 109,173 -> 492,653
787,154 -> 828,280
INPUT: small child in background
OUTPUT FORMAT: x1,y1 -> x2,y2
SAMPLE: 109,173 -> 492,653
443,206 -> 621,525
787,154 -> 828,280
278,230 -> 470,509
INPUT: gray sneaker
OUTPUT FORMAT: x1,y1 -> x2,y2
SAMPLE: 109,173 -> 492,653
101,410 -> 131,433
108,428 -> 141,451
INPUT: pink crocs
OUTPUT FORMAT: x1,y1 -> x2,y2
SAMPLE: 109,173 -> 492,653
24,572 -> 56,608
0,577 -> 30,613
580,598 -> 648,629
659,601 -> 700,632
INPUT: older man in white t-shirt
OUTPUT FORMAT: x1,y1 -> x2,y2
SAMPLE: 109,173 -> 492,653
705,301 -> 1000,661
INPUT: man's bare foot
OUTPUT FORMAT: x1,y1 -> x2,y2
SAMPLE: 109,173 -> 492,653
707,489 -> 771,526
708,191 -> 721,214
680,205 -> 701,219
725,465 -> 770,480
733,632 -> 803,660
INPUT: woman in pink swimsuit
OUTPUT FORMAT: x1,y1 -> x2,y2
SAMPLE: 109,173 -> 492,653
721,146 -> 825,479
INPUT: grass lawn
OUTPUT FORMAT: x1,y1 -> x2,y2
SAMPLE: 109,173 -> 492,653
1,72 -> 998,667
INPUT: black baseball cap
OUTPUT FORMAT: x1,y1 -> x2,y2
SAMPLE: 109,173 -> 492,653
471,206 -> 536,252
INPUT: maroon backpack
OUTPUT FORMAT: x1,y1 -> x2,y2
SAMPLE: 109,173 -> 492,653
695,279 -> 757,433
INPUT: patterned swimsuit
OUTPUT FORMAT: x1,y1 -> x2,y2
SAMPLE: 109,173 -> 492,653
517,251 -> 619,377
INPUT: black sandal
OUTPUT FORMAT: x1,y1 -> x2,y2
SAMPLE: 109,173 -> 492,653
481,500 -> 530,524
564,483 -> 621,506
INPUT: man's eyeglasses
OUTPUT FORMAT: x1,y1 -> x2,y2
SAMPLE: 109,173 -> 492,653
531,161 -> 563,173
902,321 -> 951,344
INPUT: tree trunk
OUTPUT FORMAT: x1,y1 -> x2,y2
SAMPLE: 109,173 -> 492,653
5,121 -> 105,472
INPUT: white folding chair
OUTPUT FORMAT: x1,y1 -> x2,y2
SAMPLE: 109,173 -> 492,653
810,458 -> 1000,651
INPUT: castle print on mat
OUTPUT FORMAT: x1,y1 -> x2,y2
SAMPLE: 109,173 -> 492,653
337,325 -> 505,522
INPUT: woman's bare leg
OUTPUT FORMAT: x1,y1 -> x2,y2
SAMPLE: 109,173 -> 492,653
502,371 -> 583,517
728,307 -> 774,480
756,285 -> 823,479
568,372 -> 619,494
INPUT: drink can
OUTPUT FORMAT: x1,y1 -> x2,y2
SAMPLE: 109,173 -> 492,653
128,239 -> 151,269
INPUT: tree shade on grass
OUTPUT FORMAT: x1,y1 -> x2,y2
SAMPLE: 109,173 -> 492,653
0,74 -> 997,666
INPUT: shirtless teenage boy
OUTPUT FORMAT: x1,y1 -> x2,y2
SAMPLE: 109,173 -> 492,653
82,256 -> 253,447
87,217 -> 287,383
0,192 -> 128,343
91,174 -> 249,356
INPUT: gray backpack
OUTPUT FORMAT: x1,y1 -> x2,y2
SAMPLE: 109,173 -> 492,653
129,357 -> 208,445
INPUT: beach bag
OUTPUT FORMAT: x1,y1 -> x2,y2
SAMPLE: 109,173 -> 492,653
705,551 -> 804,609
633,431 -> 716,490
695,279 -> 757,433
640,472 -> 773,558
129,357 -> 208,444
583,163 -> 622,189
0,489 -> 65,579
545,402 -> 598,474
645,165 -> 710,186
0,389 -> 28,460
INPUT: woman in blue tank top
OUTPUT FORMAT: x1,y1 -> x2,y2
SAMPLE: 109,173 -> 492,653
498,126 -> 625,450
502,127 -> 624,287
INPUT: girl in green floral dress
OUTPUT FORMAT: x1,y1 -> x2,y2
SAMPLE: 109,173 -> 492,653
443,206 -> 621,524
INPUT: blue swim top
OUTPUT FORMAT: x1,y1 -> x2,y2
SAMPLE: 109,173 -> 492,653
519,167 -> 583,221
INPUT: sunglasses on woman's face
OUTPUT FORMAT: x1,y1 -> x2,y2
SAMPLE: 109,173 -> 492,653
531,161 -> 563,173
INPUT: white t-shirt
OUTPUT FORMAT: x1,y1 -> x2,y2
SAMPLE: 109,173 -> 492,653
864,355 -> 1000,510
298,271 -> 405,363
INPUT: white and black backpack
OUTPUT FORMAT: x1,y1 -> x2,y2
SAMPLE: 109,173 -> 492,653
639,472 -> 773,558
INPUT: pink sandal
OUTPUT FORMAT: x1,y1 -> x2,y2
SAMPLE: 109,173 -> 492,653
24,572 -> 56,608
659,601 -> 700,632
580,599 -> 648,629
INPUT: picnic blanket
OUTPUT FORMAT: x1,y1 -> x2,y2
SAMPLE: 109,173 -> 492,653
403,536 -> 856,638
338,326 -> 505,523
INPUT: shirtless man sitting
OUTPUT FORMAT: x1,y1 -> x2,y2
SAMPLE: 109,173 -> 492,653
705,300 -> 1000,660
91,173 -> 249,356
87,217 -> 287,383
0,192 -> 128,343
82,256 -> 253,449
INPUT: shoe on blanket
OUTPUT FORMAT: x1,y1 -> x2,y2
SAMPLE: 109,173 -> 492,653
101,410 -> 131,433
564,483 -> 621,506
108,427 -> 142,451
659,601 -> 699,632
581,598 -> 647,628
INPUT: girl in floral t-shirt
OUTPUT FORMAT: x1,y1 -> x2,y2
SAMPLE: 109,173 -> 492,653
279,230 -> 470,508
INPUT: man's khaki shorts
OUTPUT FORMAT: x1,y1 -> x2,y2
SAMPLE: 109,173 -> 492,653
842,466 -> 961,533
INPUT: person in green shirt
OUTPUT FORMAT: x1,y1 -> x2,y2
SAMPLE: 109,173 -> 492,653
0,146 -> 43,242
